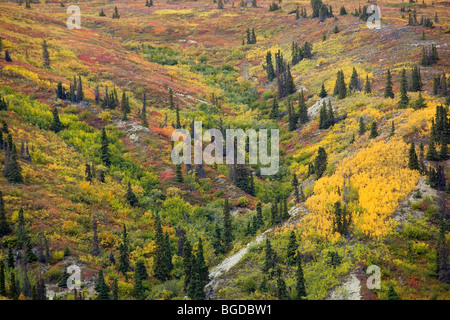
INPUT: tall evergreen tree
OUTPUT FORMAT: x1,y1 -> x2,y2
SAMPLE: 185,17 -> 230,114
223,199 -> 232,252
9,272 -> 18,300
42,40 -> 50,69
0,190 -> 11,237
270,97 -> 279,119
125,182 -> 139,207
408,142 -> 420,171
399,69 -> 409,108
295,252 -> 306,300
297,89 -> 309,124
319,83 -> 327,98
292,173 -> 300,204
364,75 -> 372,94
256,202 -> 263,229
286,231 -> 297,265
411,66 -> 423,92
95,270 -> 109,300
100,127 -> 111,167
183,239 -> 194,291
6,143 -> 23,183
276,268 -> 288,300
265,51 -> 276,82
384,69 -> 395,99
0,261 -> 5,296
369,121 -> 378,139
358,117 -> 366,136
314,147 -> 327,178
118,224 -> 130,275
52,106 -> 63,133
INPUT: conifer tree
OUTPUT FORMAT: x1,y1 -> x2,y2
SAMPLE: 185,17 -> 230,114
399,69 -> 409,108
0,190 -> 11,237
288,100 -> 297,131
7,247 -> 14,269
297,89 -> 308,124
387,284 -> 400,300
91,215 -> 100,256
408,142 -> 420,171
314,147 -> 327,178
276,268 -> 288,300
195,238 -> 209,289
42,40 -> 50,69
256,202 -> 263,229
295,251 -> 307,299
270,200 -> 278,226
6,143 -> 23,183
223,199 -> 232,252
326,100 -> 334,128
369,121 -> 378,139
76,76 -> 83,103
358,117 -> 366,136
292,173 -> 300,204
141,92 -> 148,127
100,127 -> 111,167
287,231 -> 297,265
175,164 -> 183,182
0,261 -> 5,296
318,101 -> 327,129
125,182 -> 138,207
384,69 -> 394,99
319,83 -> 327,98
440,133 -> 448,160
349,67 -> 360,92
111,278 -> 118,300
95,270 -> 109,300
212,223 -> 225,255
9,272 -> 18,300
5,50 -> 12,63
183,239 -> 193,290
426,142 -> 439,161
118,224 -> 130,275
270,97 -> 279,119
265,51 -> 276,82
411,66 -> 423,92
263,239 -> 275,275
99,8 -> 106,16
364,75 -> 372,94
52,106 -> 63,133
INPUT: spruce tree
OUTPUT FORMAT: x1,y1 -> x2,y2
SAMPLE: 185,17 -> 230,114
125,182 -> 138,207
266,51 -> 276,82
364,75 -> 372,94
318,101 -> 327,129
440,133 -> 448,160
6,143 -> 23,183
292,173 -> 300,204
276,268 -> 288,300
223,199 -> 232,252
195,238 -> 209,289
133,265 -> 145,300
319,83 -> 327,98
408,142 -> 420,171
7,246 -> 14,269
262,239 -> 274,275
256,202 -> 263,229
118,224 -> 130,275
287,231 -> 297,265
212,223 -> 225,255
399,69 -> 409,108
270,200 -> 278,226
95,270 -> 109,300
112,278 -> 118,300
9,272 -> 18,300
297,89 -> 309,124
0,261 -> 5,296
270,97 -> 279,119
175,164 -> 183,182
42,40 -> 50,69
100,127 -> 111,167
5,50 -> 12,62
358,117 -> 366,136
369,121 -> 378,139
349,67 -> 359,92
0,190 -> 11,237
426,142 -> 439,161
387,284 -> 400,300
326,99 -> 334,128
52,106 -> 63,133
295,252 -> 306,300
183,239 -> 194,290
411,66 -> 423,92
384,69 -> 395,99
314,147 -> 327,178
